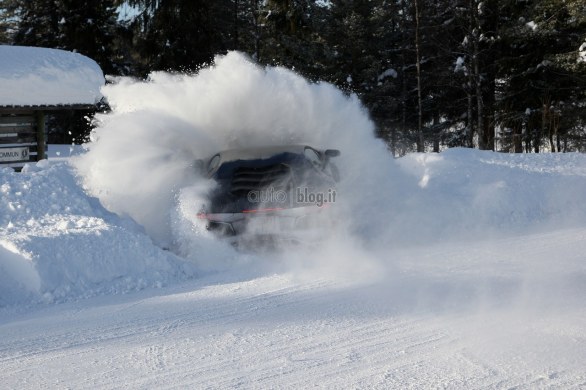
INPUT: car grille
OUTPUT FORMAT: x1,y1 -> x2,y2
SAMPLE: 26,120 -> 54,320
230,163 -> 292,197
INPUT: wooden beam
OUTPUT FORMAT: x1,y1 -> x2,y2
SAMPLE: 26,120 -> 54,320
0,115 -> 36,125
35,111 -> 46,160
0,104 -> 97,114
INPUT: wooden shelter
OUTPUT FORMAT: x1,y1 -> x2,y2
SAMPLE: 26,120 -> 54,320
0,46 -> 105,170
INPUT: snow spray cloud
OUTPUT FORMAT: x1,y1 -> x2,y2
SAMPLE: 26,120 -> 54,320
74,52 -> 402,272
72,50 -> 586,314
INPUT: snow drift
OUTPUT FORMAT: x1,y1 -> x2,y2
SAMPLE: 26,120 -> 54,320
0,154 -> 197,307
388,149 -> 586,246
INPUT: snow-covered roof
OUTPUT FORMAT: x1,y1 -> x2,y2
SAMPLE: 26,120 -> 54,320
0,45 -> 104,108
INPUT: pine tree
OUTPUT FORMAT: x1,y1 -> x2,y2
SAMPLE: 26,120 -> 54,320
326,0 -> 377,91
58,0 -> 120,74
257,0 -> 330,80
0,0 -> 19,43
364,1 -> 404,154
12,0 -> 61,47
126,0 -> 225,73
496,0 -> 586,152
10,0 -> 121,74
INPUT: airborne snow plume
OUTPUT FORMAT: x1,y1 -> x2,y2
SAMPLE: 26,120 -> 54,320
75,51 -> 586,274
74,51 -> 398,274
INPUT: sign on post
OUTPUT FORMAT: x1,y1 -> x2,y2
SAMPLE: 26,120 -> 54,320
0,147 -> 30,162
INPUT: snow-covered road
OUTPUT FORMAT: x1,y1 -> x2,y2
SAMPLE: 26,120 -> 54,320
2,228 -> 584,389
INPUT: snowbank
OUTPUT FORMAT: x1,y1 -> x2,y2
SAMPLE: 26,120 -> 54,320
0,46 -> 104,106
387,148 -> 586,245
0,158 -> 197,307
3,145 -> 586,307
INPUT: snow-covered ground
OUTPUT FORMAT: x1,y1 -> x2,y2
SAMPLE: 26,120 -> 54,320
1,53 -> 585,388
1,228 -> 585,389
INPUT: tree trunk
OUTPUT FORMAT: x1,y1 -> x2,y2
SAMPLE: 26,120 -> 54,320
474,51 -> 484,149
514,122 -> 523,153
414,0 -> 424,152
233,0 -> 239,50
400,0 -> 408,154
471,0 -> 497,151
467,79 -> 475,148
433,111 -> 440,152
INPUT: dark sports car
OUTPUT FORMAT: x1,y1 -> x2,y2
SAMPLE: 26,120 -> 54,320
195,145 -> 340,247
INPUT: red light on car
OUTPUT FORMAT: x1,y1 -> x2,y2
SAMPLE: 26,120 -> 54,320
242,207 -> 285,213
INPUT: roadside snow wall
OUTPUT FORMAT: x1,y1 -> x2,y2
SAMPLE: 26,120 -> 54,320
0,159 -> 197,307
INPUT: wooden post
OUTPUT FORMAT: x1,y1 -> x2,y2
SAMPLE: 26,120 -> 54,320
35,111 -> 46,160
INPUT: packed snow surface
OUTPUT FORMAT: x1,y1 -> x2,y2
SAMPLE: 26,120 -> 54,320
1,53 -> 586,388
0,45 -> 104,106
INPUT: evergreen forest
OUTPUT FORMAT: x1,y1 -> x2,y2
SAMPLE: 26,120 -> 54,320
1,0 -> 585,154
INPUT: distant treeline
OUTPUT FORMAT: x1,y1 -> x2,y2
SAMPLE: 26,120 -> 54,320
1,0 -> 585,153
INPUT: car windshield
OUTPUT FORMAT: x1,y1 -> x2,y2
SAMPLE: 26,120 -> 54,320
212,151 -> 306,180
206,149 -> 334,213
